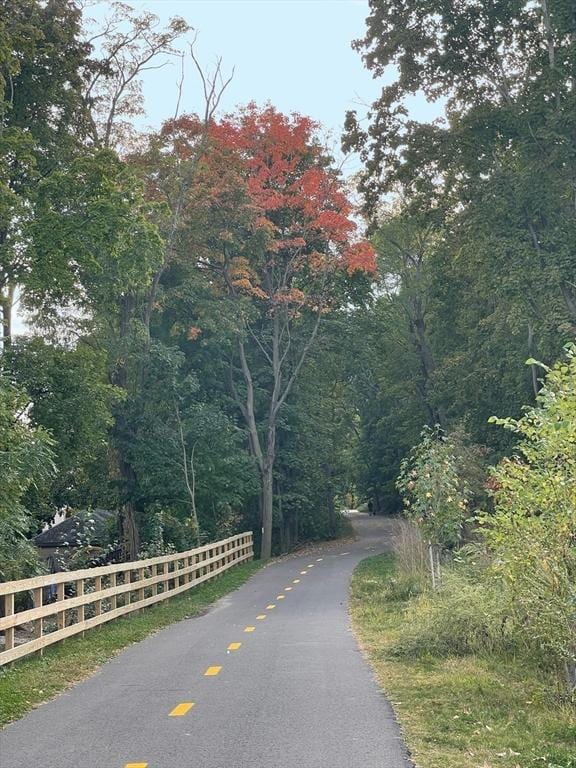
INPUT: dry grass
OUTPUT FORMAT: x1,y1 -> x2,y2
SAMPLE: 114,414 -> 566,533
390,520 -> 429,584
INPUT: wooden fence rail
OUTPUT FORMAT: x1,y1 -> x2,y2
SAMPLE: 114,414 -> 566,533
0,531 -> 253,666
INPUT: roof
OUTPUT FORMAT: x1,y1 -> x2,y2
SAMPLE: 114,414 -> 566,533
34,509 -> 117,548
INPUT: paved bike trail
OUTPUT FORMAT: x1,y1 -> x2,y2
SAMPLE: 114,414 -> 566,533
0,514 -> 410,768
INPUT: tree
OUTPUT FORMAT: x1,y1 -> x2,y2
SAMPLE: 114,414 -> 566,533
179,104 -> 375,558
373,204 -> 444,426
273,316 -> 360,549
82,2 -> 190,150
397,427 -> 471,588
345,0 -> 576,329
0,0 -> 94,346
23,147 -> 164,557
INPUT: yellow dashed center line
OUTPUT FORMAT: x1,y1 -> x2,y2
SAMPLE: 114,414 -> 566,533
204,666 -> 222,676
228,642 -> 242,651
244,625 -> 256,632
256,614 -> 267,620
266,604 -> 276,610
285,587 -> 292,591
169,702 -> 194,717
277,595 -> 285,599
125,764 -> 148,767
300,571 -> 307,575
293,579 -> 300,584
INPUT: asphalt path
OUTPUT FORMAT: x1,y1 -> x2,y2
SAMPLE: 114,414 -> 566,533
0,513 -> 411,768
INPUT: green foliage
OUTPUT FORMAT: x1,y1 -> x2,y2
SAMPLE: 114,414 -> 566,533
481,345 -> 576,682
397,426 -> 470,548
273,316 -> 360,549
7,337 -> 121,521
25,149 -> 163,321
123,341 -> 258,547
391,567 -> 515,659
0,379 -> 55,580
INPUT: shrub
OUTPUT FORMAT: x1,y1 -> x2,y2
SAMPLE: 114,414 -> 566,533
397,426 -> 474,588
483,345 -> 576,692
390,567 -> 516,658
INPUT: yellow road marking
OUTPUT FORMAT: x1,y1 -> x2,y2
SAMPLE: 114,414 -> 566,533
293,579 -> 300,584
256,614 -> 267,620
285,586 -> 292,591
125,764 -> 148,767
277,595 -> 285,599
169,702 -> 194,717
228,642 -> 242,651
204,666 -> 222,676
244,626 -> 256,632
266,604 -> 276,610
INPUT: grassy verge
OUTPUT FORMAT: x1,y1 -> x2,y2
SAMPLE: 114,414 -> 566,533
350,555 -> 576,768
0,559 -> 261,727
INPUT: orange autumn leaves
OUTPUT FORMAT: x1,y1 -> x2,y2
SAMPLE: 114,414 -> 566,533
164,104 -> 375,310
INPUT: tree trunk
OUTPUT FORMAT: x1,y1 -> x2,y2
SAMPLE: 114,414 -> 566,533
119,499 -> 139,560
260,461 -> 274,560
112,293 -> 140,560
410,311 -> 444,427
1,283 -> 15,348
428,541 -> 442,590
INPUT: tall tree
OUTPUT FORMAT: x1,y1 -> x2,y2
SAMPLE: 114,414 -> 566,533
177,105 -> 375,558
0,0 -> 94,346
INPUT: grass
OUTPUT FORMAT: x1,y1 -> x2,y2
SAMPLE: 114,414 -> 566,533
350,554 -> 576,768
0,559 -> 261,727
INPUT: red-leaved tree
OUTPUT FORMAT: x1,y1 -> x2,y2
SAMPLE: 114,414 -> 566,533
175,104 -> 375,558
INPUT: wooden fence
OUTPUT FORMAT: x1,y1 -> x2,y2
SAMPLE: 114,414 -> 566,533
0,531 -> 253,666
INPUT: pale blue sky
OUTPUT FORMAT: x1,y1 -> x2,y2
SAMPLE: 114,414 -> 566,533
92,0 -> 442,171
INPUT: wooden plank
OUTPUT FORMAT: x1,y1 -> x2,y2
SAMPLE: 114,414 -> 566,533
4,593 -> 14,651
57,582 -> 65,630
125,569 -> 132,605
76,579 -> 84,637
33,587 -> 43,657
151,565 -> 158,596
109,572 -> 117,610
137,568 -> 145,602
93,576 -> 102,616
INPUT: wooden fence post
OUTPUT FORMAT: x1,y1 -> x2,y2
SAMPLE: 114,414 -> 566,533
94,576 -> 102,617
4,593 -> 14,652
33,587 -> 43,655
76,579 -> 84,637
57,582 -> 66,631
110,573 -> 117,610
